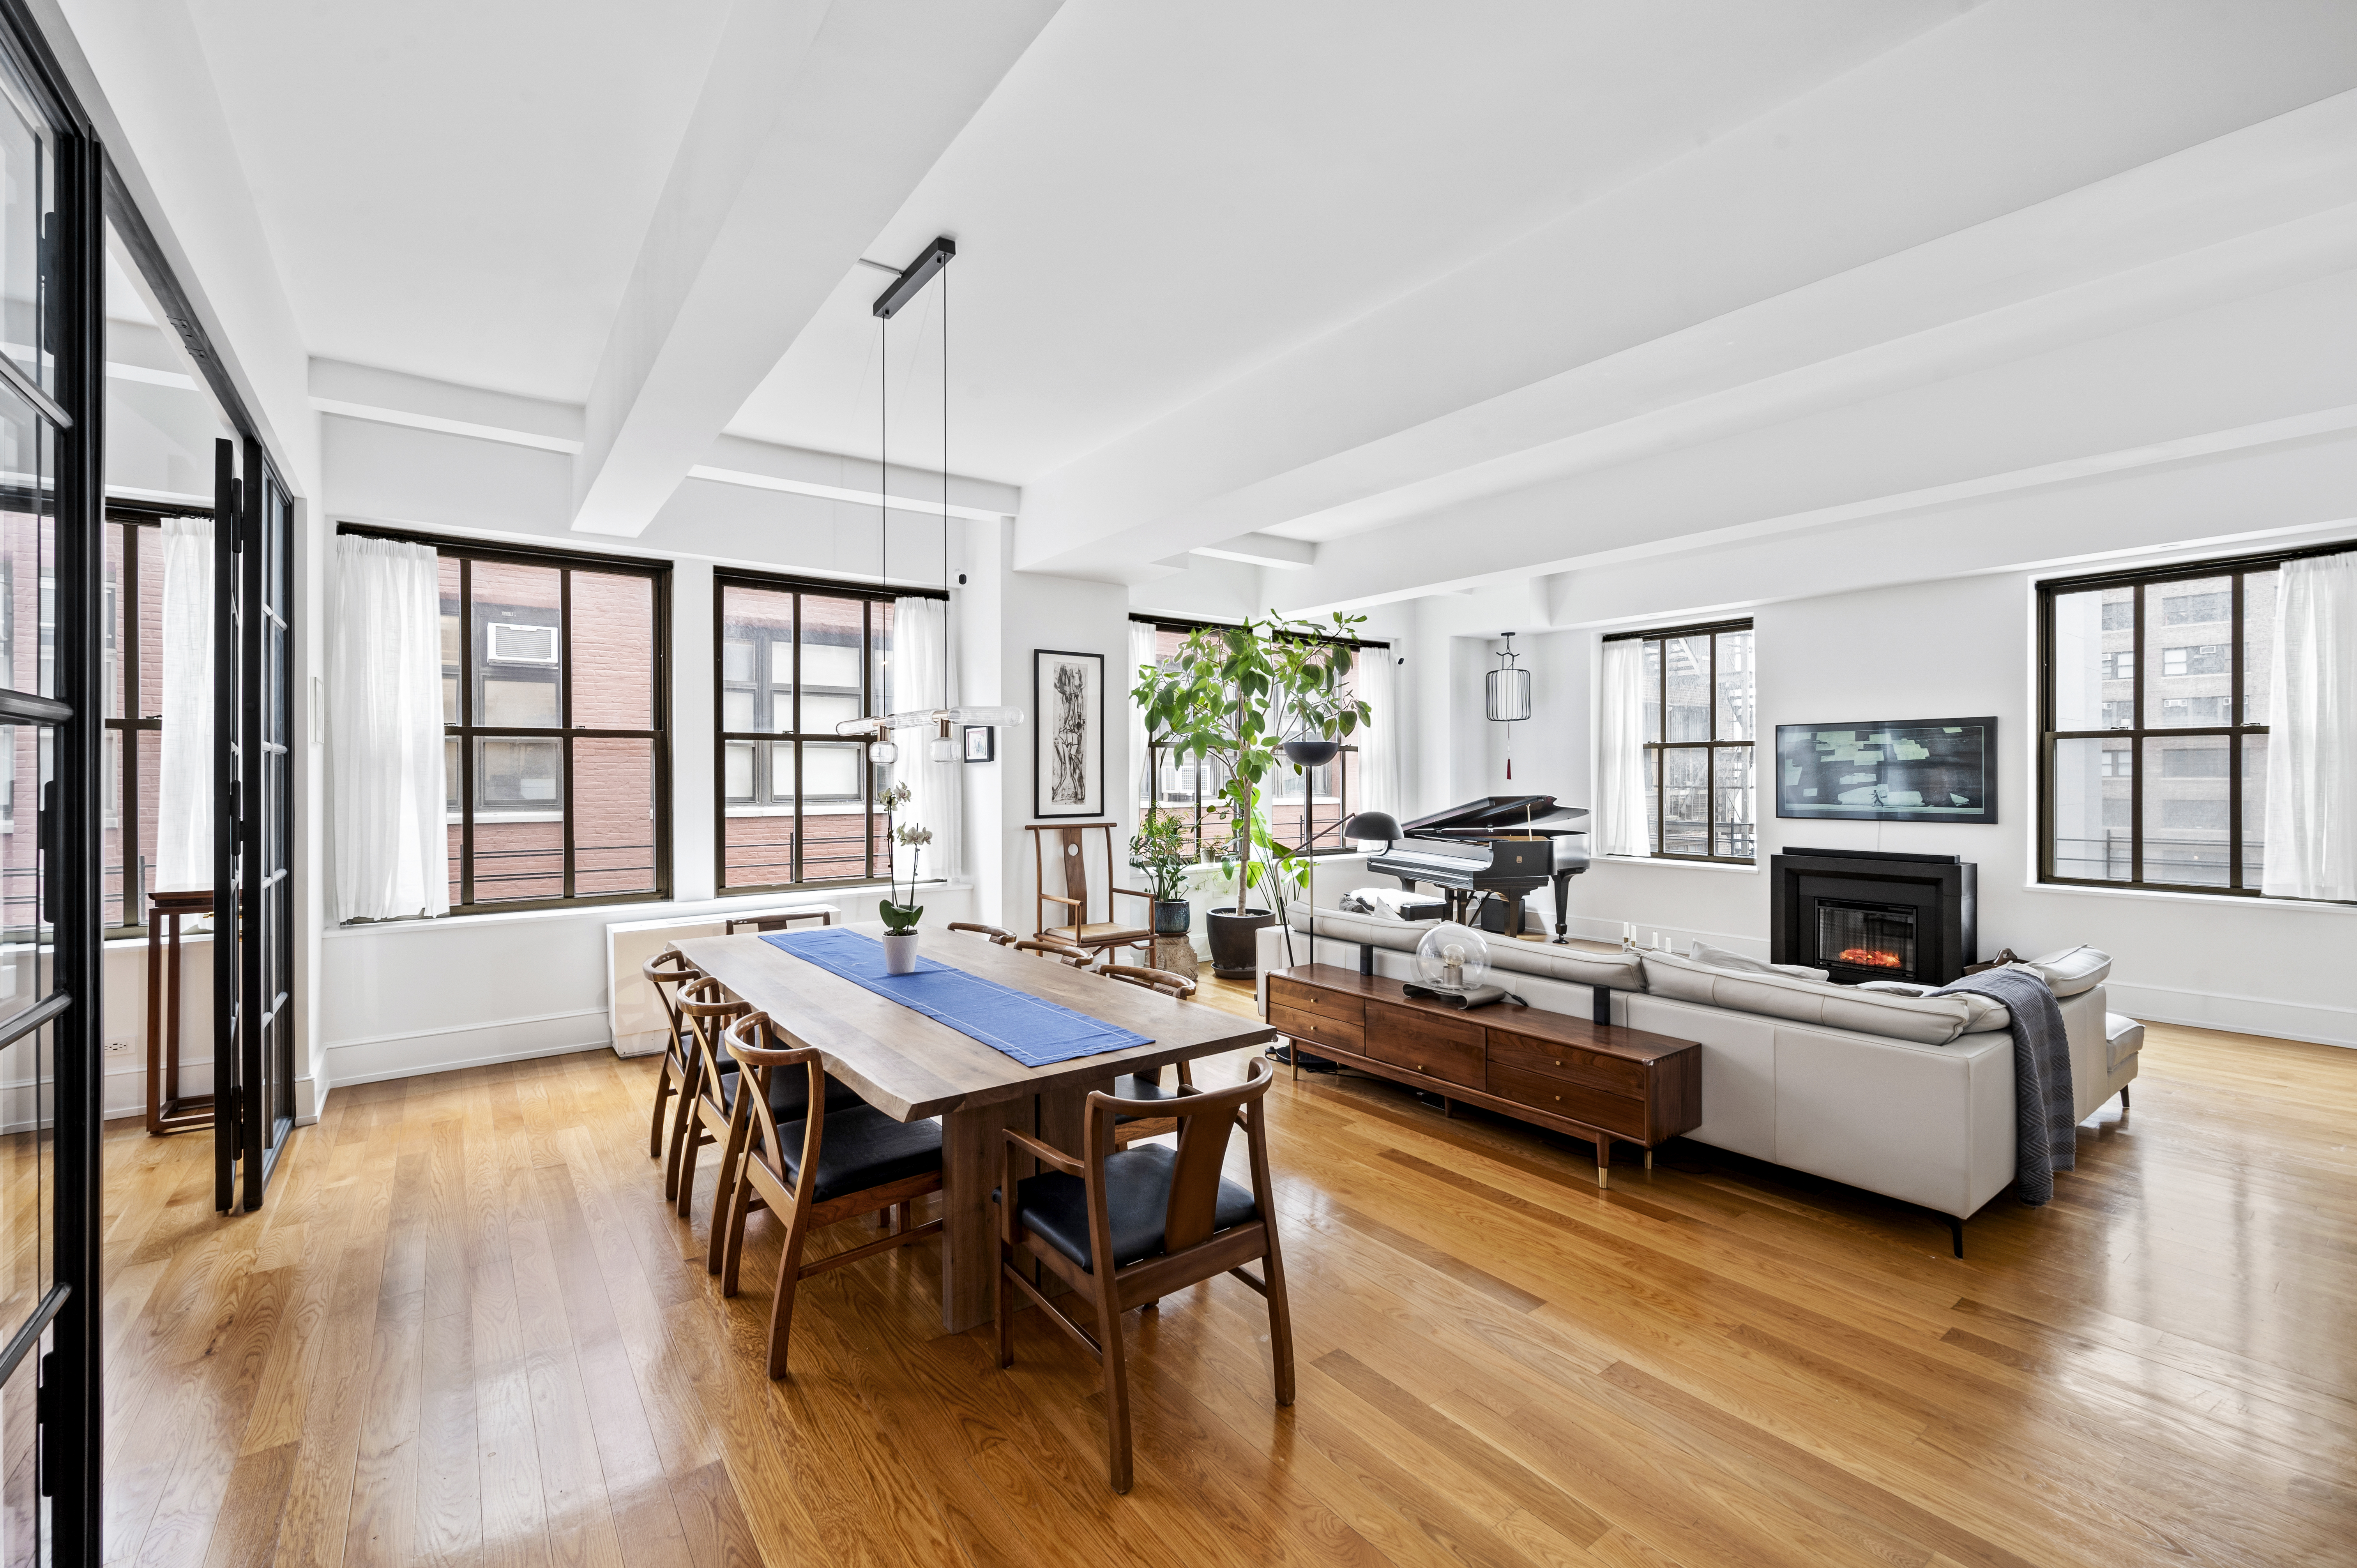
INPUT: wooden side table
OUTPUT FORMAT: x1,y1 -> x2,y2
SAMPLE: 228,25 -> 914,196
146,889 -> 215,1136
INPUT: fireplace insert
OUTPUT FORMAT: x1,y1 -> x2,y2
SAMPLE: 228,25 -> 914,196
1813,899 -> 1920,980
1769,848 -> 1976,985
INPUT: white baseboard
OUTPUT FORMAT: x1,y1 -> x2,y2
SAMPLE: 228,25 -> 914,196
612,1028 -> 668,1059
320,1006 -> 613,1087
2105,980 -> 2357,1050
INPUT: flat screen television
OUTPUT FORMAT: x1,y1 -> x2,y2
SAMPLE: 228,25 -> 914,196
1772,716 -> 1997,825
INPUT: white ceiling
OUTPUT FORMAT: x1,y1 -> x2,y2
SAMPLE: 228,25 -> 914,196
186,0 -> 733,401
722,0 -> 1961,484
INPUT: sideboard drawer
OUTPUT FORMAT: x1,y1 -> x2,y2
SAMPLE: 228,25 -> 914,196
1361,1027 -> 1484,1089
1366,1000 -> 1482,1052
1488,1031 -> 1645,1095
1270,1006 -> 1363,1056
1270,976 -> 1365,1023
1486,1062 -> 1647,1137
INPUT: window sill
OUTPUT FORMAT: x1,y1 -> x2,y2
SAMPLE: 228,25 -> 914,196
1593,855 -> 1760,875
328,879 -> 965,936
2023,880 -> 2355,914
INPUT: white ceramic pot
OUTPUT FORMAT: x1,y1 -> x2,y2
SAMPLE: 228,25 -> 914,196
881,931 -> 920,975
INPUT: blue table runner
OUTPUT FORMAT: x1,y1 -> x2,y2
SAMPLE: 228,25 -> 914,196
762,927 -> 1153,1068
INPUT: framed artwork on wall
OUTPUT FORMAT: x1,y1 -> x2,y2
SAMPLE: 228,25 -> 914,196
1773,716 -> 1998,825
1033,649 -> 1105,818
962,724 -> 995,763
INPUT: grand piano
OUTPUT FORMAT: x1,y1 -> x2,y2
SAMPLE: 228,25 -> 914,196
1366,795 -> 1590,943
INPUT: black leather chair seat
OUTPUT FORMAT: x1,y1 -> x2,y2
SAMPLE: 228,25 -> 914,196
719,1056 -> 864,1122
1111,1070 -> 1189,1124
1012,1144 -> 1259,1273
776,1106 -> 944,1206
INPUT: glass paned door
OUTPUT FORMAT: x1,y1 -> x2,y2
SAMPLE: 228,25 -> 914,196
211,438 -> 294,1211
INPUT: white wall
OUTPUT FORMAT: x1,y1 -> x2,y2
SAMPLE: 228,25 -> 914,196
1509,569 -> 2357,1046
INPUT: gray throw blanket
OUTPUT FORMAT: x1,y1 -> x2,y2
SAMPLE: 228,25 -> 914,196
1935,966 -> 2074,1204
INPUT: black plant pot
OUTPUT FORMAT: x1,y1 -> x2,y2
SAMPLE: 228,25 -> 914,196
1152,899 -> 1192,937
1206,906 -> 1276,978
1282,737 -> 1340,768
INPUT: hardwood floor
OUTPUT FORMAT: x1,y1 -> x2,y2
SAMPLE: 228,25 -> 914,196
99,985 -> 2357,1567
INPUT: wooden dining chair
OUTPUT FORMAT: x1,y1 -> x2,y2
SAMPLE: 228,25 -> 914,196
1013,937 -> 1095,968
995,1058 -> 1293,1492
716,1011 -> 945,1379
1097,965 -> 1201,1145
642,950 -> 705,1198
947,922 -> 1018,945
672,976 -> 862,1219
1099,964 -> 1197,999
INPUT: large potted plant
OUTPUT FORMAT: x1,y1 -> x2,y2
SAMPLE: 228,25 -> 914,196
1129,808 -> 1195,938
1133,611 -> 1369,978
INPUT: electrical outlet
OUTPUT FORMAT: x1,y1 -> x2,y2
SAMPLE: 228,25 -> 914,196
105,1039 -> 133,1056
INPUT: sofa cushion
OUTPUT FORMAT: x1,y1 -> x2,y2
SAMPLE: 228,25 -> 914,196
2012,945 -> 2112,997
1285,902 -> 1432,952
1640,950 -> 1978,1045
2104,1012 -> 2145,1073
1856,979 -> 2011,1033
1689,939 -> 1829,983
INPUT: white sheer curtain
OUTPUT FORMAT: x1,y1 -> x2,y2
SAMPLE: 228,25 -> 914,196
1355,644 -> 1399,818
2262,551 -> 2357,900
1129,620 -> 1158,814
155,517 -> 214,892
1594,637 -> 1652,858
890,595 -> 959,884
330,536 -> 451,920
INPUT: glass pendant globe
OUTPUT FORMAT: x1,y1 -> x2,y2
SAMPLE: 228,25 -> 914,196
928,735 -> 959,763
868,740 -> 899,764
1413,922 -> 1491,993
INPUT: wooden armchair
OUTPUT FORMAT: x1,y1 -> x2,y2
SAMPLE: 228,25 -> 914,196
716,1011 -> 945,1379
1099,965 -> 1201,1145
672,976 -> 860,1229
947,922 -> 1018,945
995,1058 -> 1293,1492
1025,821 -> 1153,962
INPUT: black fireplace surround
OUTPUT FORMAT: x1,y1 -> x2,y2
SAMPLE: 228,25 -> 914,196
1770,848 -> 1977,986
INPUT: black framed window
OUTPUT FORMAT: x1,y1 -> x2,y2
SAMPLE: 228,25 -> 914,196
2035,547 -> 2330,896
1607,618 -> 1755,862
716,571 -> 940,893
341,528 -> 671,912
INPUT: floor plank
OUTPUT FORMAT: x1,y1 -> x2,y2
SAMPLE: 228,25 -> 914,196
100,992 -> 2357,1568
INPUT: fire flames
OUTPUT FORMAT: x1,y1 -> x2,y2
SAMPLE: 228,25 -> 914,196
1838,947 -> 1904,969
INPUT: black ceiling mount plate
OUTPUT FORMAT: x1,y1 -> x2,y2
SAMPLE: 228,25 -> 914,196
872,235 -> 957,319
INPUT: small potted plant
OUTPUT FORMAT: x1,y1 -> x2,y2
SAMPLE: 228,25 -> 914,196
1129,808 -> 1196,939
877,782 -> 929,975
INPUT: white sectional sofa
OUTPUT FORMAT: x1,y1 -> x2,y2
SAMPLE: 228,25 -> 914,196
1256,906 -> 2141,1250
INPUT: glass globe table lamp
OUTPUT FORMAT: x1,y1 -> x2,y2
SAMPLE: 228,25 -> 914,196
1413,922 -> 1491,994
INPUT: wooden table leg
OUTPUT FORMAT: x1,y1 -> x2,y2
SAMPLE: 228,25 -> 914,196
940,1096 -> 1035,1335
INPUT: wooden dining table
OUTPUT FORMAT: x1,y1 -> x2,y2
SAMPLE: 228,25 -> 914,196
671,924 -> 1276,1333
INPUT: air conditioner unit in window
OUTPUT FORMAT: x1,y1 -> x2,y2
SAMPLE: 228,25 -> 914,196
487,622 -> 558,665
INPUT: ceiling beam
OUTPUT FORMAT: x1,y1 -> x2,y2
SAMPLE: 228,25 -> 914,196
569,0 -> 1062,538
1190,531 -> 1315,569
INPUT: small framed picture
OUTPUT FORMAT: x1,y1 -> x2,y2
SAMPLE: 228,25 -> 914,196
962,724 -> 995,763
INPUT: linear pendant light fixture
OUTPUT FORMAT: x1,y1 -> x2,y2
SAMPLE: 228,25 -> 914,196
837,237 -> 1023,761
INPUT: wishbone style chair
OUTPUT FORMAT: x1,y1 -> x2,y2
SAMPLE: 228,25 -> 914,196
1013,937 -> 1094,968
947,922 -> 1018,945
995,1058 -> 1293,1493
671,976 -> 749,1218
643,950 -> 705,1197
1097,965 -> 1202,1145
716,1010 -> 945,1379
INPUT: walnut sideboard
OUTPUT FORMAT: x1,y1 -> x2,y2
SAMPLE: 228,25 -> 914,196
1267,963 -> 1701,1186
